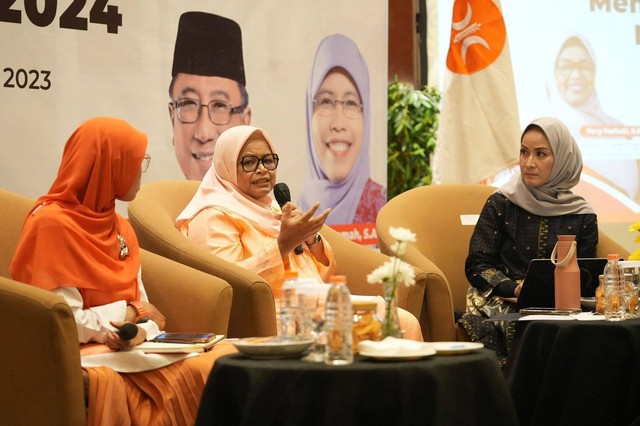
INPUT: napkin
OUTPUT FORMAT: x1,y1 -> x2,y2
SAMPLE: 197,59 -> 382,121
358,337 -> 431,357
81,350 -> 197,373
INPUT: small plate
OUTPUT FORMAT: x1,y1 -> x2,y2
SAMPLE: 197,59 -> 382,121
432,342 -> 484,355
581,297 -> 596,310
359,346 -> 436,361
358,339 -> 437,361
233,336 -> 315,360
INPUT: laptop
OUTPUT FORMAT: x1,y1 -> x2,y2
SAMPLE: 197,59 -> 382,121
515,258 -> 608,310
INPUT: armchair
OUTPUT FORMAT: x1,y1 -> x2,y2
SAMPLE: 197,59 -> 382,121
128,180 -> 429,340
377,184 -> 496,341
0,188 -> 233,424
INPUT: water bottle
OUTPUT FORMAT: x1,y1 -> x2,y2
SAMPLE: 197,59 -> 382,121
280,271 -> 300,338
603,254 -> 625,321
552,235 -> 580,309
324,275 -> 353,365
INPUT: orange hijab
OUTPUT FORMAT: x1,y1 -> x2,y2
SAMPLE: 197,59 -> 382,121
9,117 -> 148,309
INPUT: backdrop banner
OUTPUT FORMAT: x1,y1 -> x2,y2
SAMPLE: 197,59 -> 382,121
0,0 -> 387,244
433,0 -> 640,223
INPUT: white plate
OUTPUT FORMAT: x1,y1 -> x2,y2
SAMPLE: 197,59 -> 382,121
359,346 -> 436,361
581,297 -> 596,310
358,339 -> 437,361
233,336 -> 315,360
432,342 -> 484,355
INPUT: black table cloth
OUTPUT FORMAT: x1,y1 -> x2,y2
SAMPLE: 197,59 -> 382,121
196,350 -> 518,426
508,318 -> 640,426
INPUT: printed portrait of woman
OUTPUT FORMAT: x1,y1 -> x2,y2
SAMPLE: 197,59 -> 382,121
546,34 -> 639,205
299,33 -> 386,225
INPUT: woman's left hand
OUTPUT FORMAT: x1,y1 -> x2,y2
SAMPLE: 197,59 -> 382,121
106,321 -> 147,350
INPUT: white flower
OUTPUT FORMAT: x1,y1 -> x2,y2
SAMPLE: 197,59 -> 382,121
389,226 -> 416,243
368,227 -> 417,289
396,259 -> 416,286
367,260 -> 396,284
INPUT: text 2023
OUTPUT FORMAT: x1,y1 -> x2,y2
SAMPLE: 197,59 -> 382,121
3,68 -> 51,90
0,0 -> 122,34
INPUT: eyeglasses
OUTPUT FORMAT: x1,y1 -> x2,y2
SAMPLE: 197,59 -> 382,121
239,154 -> 279,173
313,95 -> 363,119
142,154 -> 151,173
169,97 -> 245,125
556,60 -> 594,78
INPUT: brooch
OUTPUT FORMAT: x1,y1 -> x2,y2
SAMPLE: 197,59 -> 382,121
117,233 -> 130,260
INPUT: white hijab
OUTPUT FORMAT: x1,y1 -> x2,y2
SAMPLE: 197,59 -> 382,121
176,125 -> 280,237
499,117 -> 596,216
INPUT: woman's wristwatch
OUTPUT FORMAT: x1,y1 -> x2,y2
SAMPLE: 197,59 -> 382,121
128,301 -> 149,324
306,233 -> 322,247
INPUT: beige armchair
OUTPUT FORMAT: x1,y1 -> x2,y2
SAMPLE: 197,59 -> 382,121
378,184 -> 495,319
0,188 -> 233,425
128,180 -> 429,340
597,229 -> 630,260
0,275 -> 86,426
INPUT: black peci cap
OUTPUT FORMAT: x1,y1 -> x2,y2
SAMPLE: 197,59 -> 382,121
171,12 -> 246,86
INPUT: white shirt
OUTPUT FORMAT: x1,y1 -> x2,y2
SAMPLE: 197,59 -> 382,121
52,267 -> 160,344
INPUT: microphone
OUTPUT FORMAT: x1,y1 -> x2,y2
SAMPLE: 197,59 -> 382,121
273,182 -> 303,255
118,322 -> 139,341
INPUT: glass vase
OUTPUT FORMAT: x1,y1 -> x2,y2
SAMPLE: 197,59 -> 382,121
382,282 -> 403,338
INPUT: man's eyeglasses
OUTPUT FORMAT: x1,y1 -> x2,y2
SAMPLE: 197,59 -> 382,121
239,154 -> 279,173
170,97 -> 245,125
313,95 -> 363,119
142,154 -> 151,173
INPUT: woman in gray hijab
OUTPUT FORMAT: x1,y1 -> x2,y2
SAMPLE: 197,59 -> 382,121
460,117 -> 598,365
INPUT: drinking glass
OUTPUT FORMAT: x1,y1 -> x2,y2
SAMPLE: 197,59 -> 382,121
624,274 -> 638,319
297,281 -> 329,362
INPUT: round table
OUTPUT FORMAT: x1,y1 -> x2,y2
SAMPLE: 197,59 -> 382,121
196,349 -> 518,426
508,318 -> 640,425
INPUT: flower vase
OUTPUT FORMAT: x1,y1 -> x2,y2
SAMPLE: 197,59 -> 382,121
382,282 -> 403,338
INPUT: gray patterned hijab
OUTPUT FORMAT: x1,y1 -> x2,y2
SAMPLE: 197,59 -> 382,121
499,117 -> 596,216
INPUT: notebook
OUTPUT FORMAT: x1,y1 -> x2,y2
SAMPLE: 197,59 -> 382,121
515,258 -> 608,310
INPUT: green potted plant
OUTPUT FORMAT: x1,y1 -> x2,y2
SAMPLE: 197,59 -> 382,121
387,77 -> 441,199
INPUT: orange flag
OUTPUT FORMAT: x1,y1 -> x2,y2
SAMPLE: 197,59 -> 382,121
433,0 -> 521,184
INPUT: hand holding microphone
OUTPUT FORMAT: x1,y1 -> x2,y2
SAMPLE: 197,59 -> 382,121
118,322 -> 139,341
106,321 -> 146,350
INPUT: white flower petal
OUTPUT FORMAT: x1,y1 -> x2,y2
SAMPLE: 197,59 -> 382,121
389,227 -> 416,243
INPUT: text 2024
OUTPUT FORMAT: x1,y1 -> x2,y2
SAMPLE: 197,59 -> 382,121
0,0 -> 122,34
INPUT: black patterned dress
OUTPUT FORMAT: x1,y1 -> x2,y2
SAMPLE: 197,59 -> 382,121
459,193 -> 598,364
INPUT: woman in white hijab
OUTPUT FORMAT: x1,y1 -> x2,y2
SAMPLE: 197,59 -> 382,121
299,34 -> 386,225
546,33 -> 639,204
460,117 -> 598,364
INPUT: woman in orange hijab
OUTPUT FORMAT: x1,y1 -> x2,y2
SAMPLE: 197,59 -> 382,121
10,117 -> 234,425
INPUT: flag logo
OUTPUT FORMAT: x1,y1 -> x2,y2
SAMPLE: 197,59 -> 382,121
446,0 -> 506,75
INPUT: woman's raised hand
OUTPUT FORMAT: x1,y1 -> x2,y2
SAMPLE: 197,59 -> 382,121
277,201 -> 330,256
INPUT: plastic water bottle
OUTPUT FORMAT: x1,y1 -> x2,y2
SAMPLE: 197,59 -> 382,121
324,275 -> 353,365
603,254 -> 625,321
280,271 -> 300,338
